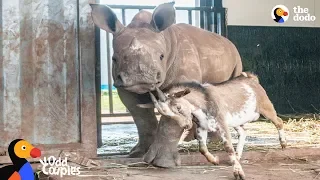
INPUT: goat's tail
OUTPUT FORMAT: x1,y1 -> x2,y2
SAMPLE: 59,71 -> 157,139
241,72 -> 259,83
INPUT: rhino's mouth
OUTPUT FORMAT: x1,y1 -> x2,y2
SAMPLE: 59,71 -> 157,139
122,82 -> 162,94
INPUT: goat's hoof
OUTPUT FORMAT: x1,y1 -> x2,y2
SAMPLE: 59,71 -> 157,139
234,171 -> 245,180
213,156 -> 219,165
280,141 -> 287,149
233,165 -> 245,180
208,155 -> 219,165
236,155 -> 241,161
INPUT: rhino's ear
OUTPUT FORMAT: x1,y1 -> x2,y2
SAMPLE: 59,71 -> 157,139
137,103 -> 155,109
90,4 -> 124,34
151,2 -> 176,32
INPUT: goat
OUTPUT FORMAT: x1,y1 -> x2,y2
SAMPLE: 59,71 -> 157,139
139,72 -> 287,180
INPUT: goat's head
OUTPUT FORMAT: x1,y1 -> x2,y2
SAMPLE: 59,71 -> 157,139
138,87 -> 194,130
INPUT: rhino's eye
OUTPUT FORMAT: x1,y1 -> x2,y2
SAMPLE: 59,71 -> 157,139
112,57 -> 117,62
160,54 -> 164,60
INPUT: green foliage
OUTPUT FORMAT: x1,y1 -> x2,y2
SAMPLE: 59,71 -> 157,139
101,90 -> 127,113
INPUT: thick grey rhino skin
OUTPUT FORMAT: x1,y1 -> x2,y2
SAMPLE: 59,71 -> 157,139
90,2 -> 242,168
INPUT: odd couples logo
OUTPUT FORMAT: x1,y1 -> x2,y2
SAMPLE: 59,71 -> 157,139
272,5 -> 316,23
40,156 -> 81,177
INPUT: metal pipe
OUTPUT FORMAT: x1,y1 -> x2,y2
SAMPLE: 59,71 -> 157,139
188,10 -> 192,25
121,9 -> 126,26
92,4 -> 224,11
101,112 -> 161,117
93,0 -> 102,148
76,0 -> 83,144
106,33 -> 113,114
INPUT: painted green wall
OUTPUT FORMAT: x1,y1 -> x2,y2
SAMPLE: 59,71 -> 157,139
228,26 -> 320,114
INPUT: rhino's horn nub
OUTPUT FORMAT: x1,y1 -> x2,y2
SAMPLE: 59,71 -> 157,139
156,87 -> 166,102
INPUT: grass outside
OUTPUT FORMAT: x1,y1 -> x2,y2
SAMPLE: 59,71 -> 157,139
101,90 -> 127,113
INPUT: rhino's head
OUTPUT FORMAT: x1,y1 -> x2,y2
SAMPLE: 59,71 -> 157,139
91,2 -> 176,94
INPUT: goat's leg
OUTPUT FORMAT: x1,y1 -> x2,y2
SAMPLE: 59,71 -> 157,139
196,127 -> 219,165
259,100 -> 287,149
178,129 -> 190,144
234,125 -> 246,160
220,124 -> 245,180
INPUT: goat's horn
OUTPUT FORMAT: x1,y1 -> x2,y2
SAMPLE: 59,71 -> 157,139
149,92 -> 158,104
156,87 -> 166,102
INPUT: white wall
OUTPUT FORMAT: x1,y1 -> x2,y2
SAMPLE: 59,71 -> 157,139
223,0 -> 320,27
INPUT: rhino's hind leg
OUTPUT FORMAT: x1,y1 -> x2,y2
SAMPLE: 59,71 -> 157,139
117,88 -> 158,157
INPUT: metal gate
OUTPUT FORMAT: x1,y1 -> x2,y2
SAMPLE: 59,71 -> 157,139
95,3 -> 227,147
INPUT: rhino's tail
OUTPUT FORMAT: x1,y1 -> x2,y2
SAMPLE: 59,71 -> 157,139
241,72 -> 259,83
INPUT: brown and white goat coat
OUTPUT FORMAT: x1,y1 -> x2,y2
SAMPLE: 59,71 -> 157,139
142,72 -> 287,180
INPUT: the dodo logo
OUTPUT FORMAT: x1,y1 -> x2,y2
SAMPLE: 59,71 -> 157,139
271,5 -> 289,23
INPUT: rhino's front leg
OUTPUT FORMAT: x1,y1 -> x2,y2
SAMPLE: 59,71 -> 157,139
143,115 -> 183,168
117,88 -> 158,157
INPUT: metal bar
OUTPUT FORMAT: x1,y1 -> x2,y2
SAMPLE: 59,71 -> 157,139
106,33 -> 113,114
217,13 -> 221,35
76,0 -> 83,144
205,11 -> 210,31
223,8 -> 228,37
188,10 -> 192,25
93,0 -> 102,147
102,121 -> 135,125
199,0 -> 206,29
121,9 -> 126,26
98,152 -> 129,156
213,7 -> 220,33
95,28 -> 102,147
102,113 -> 131,117
220,11 -> 225,36
93,4 -> 225,11
214,0 -> 223,8
98,4 -> 226,13
102,112 -> 160,117
200,10 -> 205,29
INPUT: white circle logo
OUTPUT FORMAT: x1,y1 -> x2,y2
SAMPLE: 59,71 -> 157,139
271,5 -> 289,23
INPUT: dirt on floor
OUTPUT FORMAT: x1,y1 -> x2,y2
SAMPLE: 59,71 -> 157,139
35,158 -> 320,180
99,115 -> 320,155
5,115 -> 320,180
50,116 -> 320,180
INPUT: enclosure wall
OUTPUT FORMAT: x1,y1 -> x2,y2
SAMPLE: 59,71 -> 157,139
224,0 -> 320,114
0,0 -> 97,160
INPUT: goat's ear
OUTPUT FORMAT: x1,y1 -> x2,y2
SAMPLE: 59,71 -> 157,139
137,103 -> 155,109
171,88 -> 191,98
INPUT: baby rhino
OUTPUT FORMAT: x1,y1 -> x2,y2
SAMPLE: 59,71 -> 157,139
141,72 -> 287,180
